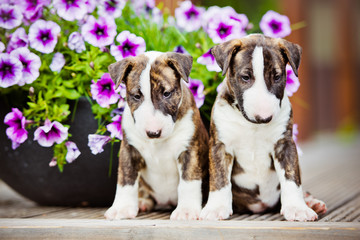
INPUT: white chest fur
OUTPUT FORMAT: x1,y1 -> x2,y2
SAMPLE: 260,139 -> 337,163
122,105 -> 195,206
213,94 -> 292,207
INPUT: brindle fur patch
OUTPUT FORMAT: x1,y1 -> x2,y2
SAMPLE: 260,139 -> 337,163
117,132 -> 146,186
232,183 -> 261,211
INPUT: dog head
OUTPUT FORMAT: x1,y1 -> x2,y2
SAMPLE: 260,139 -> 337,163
212,34 -> 302,124
108,51 -> 193,139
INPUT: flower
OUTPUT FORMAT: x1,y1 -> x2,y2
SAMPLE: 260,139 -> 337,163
216,82 -> 223,93
10,47 -> 41,86
175,0 -> 205,32
88,134 -> 111,155
173,45 -> 189,55
260,10 -> 291,38
68,32 -> 86,53
186,78 -> 205,108
85,0 -> 96,14
7,27 -> 28,53
50,52 -> 65,73
28,20 -> 61,54
197,49 -> 221,72
65,141 -> 81,163
4,108 -> 28,150
0,42 -> 4,52
81,15 -> 117,48
18,0 -> 50,22
116,82 -> 127,99
98,0 -> 126,18
0,53 -> 23,88
49,157 -> 57,167
110,31 -> 146,61
0,4 -> 23,30
90,73 -> 120,108
106,115 -> 123,140
285,64 -> 300,97
53,0 -> 88,21
34,119 -> 68,147
207,15 -> 245,44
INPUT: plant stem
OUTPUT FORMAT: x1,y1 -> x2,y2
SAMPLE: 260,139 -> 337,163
71,98 -> 79,122
108,141 -> 114,177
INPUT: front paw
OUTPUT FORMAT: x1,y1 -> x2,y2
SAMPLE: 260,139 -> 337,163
200,205 -> 233,221
281,204 -> 318,221
170,206 -> 201,220
104,204 -> 138,220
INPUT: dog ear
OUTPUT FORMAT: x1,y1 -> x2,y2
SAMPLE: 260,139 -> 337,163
165,52 -> 193,83
279,39 -> 302,77
211,39 -> 242,76
108,58 -> 134,89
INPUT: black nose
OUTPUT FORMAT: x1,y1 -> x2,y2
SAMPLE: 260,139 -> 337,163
146,130 -> 162,138
255,115 -> 273,124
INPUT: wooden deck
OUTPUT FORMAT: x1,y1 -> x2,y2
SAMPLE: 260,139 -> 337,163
1,134 -> 360,239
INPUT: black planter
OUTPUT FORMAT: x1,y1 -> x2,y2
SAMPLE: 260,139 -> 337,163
0,97 -> 119,207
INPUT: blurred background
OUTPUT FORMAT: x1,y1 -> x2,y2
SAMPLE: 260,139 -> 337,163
157,0 -> 360,142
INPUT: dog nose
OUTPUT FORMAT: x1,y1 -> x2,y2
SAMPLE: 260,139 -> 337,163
146,130 -> 162,138
255,115 -> 272,124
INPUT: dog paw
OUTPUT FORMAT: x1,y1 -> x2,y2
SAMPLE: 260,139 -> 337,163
281,204 -> 318,221
200,205 -> 233,221
104,204 -> 138,220
304,193 -> 327,215
170,206 -> 200,220
138,198 -> 154,212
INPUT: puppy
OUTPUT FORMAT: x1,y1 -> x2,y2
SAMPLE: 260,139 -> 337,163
200,34 -> 326,221
105,51 -> 209,220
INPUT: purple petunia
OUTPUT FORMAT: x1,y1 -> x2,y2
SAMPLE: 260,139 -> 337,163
10,47 -> 41,86
0,53 -> 23,88
106,115 -> 123,140
81,15 -> 117,48
65,141 -> 81,163
88,134 -> 111,155
7,27 -> 28,53
216,82 -> 223,93
186,78 -> 205,108
260,10 -> 291,38
4,108 -> 28,150
197,49 -> 221,72
98,0 -> 126,18
68,32 -> 86,53
18,0 -> 50,22
110,31 -> 146,61
175,0 -> 205,32
34,119 -> 68,147
0,4 -> 23,30
91,73 -> 120,108
28,19 -> 61,54
285,65 -> 300,97
173,45 -> 189,55
53,0 -> 88,21
207,15 -> 245,44
85,0 -> 96,14
50,52 -> 65,73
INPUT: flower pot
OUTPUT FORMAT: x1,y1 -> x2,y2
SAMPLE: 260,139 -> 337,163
0,97 -> 119,206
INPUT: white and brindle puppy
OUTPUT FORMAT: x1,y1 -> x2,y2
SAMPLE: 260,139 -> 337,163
105,51 -> 209,220
200,34 -> 327,221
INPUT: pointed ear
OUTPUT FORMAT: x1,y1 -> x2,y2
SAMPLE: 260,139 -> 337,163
165,52 -> 193,83
279,39 -> 302,77
211,39 -> 242,76
108,58 -> 134,89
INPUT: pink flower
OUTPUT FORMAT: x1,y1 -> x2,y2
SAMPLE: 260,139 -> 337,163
106,115 -> 123,140
110,31 -> 146,61
4,108 -> 28,150
53,0 -> 88,21
260,10 -> 291,38
28,19 -> 61,54
88,134 -> 111,155
197,49 -> 221,72
34,119 -> 68,147
175,0 -> 205,32
7,27 -> 28,53
81,15 -> 117,48
285,65 -> 300,97
186,78 -> 205,108
90,73 -> 120,108
65,141 -> 81,163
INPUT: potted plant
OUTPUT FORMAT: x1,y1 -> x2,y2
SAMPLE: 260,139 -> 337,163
0,0 -> 300,206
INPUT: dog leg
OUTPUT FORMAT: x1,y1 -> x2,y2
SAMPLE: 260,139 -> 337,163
274,138 -> 318,221
304,191 -> 327,215
105,140 -> 144,220
138,177 -> 155,212
171,151 -> 203,220
200,139 -> 234,220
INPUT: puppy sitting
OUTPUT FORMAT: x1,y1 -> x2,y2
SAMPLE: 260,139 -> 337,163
200,34 -> 326,221
105,51 -> 209,220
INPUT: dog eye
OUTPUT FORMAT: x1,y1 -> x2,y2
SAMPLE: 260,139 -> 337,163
274,75 -> 281,82
163,91 -> 172,99
241,75 -> 250,82
133,94 -> 141,100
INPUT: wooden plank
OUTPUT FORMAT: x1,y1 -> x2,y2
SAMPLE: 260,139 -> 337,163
0,219 -> 359,240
